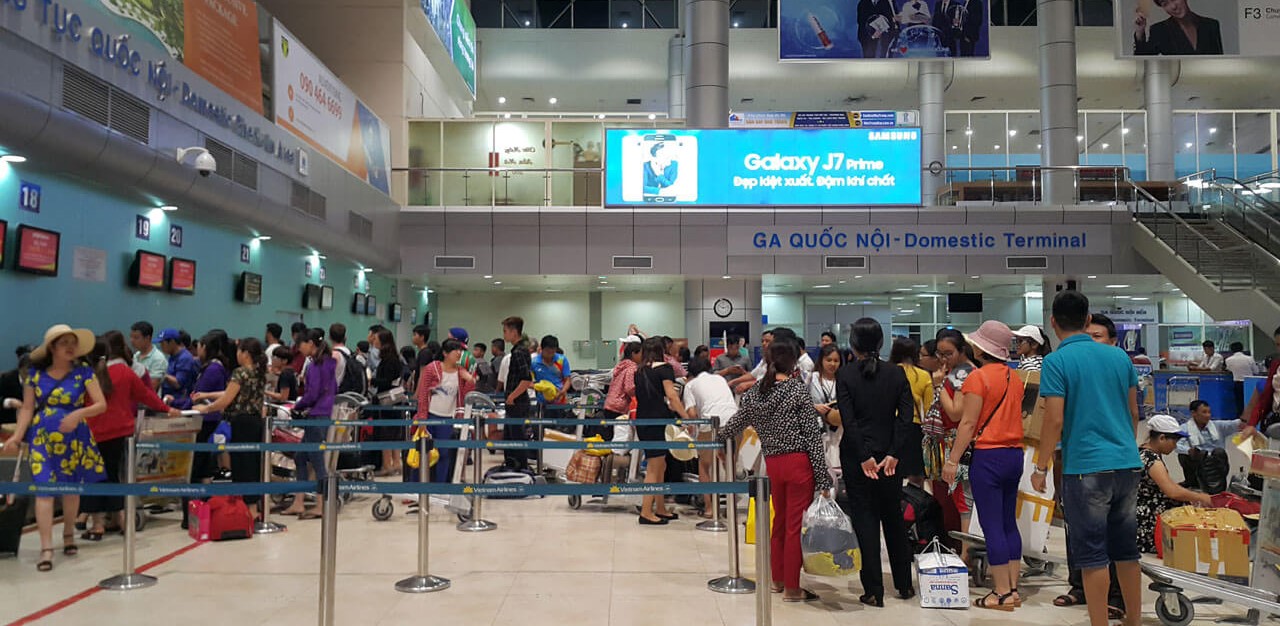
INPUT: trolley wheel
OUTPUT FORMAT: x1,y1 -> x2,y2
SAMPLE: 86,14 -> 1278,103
371,497 -> 394,521
134,510 -> 147,532
568,495 -> 582,510
1155,593 -> 1195,626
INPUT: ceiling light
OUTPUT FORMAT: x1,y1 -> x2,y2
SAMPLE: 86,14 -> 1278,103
426,289 -> 434,294
598,276 -> 607,279
813,284 -> 831,289
947,281 -> 956,285
524,19 -> 531,25
1122,127 -> 1130,134
254,235 -> 272,242
597,114 -> 606,120
951,145 -> 958,150
1036,143 -> 1042,149
1026,291 -> 1043,298
854,275 -> 863,279
913,284 -> 928,288
964,128 -> 973,136
497,96 -> 507,104
317,254 -> 327,260
895,287 -> 912,292
1130,296 -> 1150,301
970,275 -> 980,279
1008,130 -> 1017,137
484,275 -> 493,279
503,113 -> 511,119
1,154 -> 27,163
621,22 -> 628,28
722,275 -> 732,279
1101,143 -> 1110,149
733,20 -> 740,27
1114,295 -> 1131,300
600,281 -> 608,284
1105,284 -> 1131,289
548,97 -> 558,104
493,281 -> 502,285
837,280 -> 846,284
1185,142 -> 1193,149
648,113 -> 657,120
1087,275 -> 1097,279
1076,135 -> 1084,142
158,205 -> 178,212
1209,127 -> 1218,134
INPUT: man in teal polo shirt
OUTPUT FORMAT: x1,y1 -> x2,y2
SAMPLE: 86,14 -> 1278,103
1033,290 -> 1141,626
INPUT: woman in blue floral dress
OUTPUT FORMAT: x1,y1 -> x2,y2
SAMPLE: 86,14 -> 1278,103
1,325 -> 107,571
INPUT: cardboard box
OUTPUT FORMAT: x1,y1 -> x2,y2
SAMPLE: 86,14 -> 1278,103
916,549 -> 970,609
1016,370 -> 1046,442
1160,506 -> 1251,579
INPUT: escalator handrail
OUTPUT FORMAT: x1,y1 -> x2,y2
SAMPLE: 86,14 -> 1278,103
1209,176 -> 1280,219
1125,179 -> 1229,252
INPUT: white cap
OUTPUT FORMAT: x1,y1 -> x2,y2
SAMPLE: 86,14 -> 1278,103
1147,414 -> 1186,437
618,335 -> 642,344
1011,325 -> 1047,346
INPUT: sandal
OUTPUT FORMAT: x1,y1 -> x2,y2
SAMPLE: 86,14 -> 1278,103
81,530 -> 104,542
37,549 -> 54,572
1053,590 -> 1085,607
298,511 -> 323,520
1108,605 -> 1125,620
975,590 -> 1017,611
770,584 -> 784,594
782,589 -> 820,603
62,534 -> 78,556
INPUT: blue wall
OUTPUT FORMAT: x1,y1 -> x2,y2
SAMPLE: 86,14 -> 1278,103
0,162 -> 401,358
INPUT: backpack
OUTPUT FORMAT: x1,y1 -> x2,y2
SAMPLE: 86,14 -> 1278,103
335,347 -> 367,396
901,482 -> 944,553
483,459 -> 542,499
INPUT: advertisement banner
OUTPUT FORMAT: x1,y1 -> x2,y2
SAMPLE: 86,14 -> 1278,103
273,20 -> 392,194
1114,0 -> 1280,58
725,224 -> 1112,256
604,128 -> 922,207
779,0 -> 991,60
422,0 -> 478,96
74,0 -> 264,114
729,111 -> 919,129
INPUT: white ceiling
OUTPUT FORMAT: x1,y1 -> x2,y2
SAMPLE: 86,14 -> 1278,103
475,27 -> 1280,115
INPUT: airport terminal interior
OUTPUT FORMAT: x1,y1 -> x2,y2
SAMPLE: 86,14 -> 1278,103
5,0 -> 1280,624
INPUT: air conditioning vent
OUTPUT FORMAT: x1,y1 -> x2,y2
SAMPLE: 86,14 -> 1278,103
434,256 -> 476,269
291,181 -> 309,211
204,139 -> 235,180
61,65 -> 110,127
612,255 -> 653,269
824,256 -> 868,269
233,152 -> 259,190
309,190 -> 326,220
348,211 -> 373,241
1006,256 -> 1049,269
107,89 -> 150,143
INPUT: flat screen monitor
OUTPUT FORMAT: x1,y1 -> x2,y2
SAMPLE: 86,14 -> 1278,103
0,220 -> 7,268
389,302 -> 402,323
129,250 -> 167,290
365,295 -> 377,316
947,293 -> 984,313
303,284 -> 322,309
14,224 -> 60,276
237,272 -> 262,305
169,258 -> 196,295
352,293 -> 366,315
320,285 -> 334,310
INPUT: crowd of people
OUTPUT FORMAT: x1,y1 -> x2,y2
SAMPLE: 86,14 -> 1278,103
0,291 -> 1258,623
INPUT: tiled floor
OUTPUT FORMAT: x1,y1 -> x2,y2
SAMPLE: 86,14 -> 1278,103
0,482 -> 1246,625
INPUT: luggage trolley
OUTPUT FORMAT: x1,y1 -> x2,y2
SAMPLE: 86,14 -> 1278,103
134,410 -> 203,530
1142,449 -> 1280,626
1164,376 -> 1200,420
267,393 -> 374,510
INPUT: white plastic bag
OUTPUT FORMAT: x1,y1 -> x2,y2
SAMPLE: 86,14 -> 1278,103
801,495 -> 861,577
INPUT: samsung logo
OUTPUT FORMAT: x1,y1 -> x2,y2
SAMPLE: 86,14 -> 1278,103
869,130 -> 919,141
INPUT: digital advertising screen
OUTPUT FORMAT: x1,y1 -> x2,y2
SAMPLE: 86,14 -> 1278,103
353,293 -> 366,315
604,128 -> 922,207
779,0 -> 991,60
321,285 -> 335,310
237,272 -> 263,305
365,295 -> 378,316
130,250 -> 167,290
169,258 -> 197,295
0,220 -> 6,268
15,225 -> 60,276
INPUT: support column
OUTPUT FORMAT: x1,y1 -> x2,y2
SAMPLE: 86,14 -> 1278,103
919,62 -> 946,205
684,0 -> 729,128
1144,59 -> 1176,182
1038,0 -> 1079,205
668,35 -> 686,120
685,279 -> 761,349
589,291 -> 606,369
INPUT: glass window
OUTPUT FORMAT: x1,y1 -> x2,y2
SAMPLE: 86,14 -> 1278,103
1237,112 -> 1273,180
645,0 -> 677,28
612,0 -> 641,28
550,121 -> 604,206
1198,112 -> 1234,179
1174,113 -> 1198,178
968,113 -> 1008,180
540,0 -> 572,27
574,0 -> 610,27
1007,112 -> 1040,167
504,0 -> 536,27
1078,0 -> 1113,26
473,0 -> 503,27
1121,111 -> 1146,181
1084,112 -> 1124,168
408,121 -> 442,205
945,113 -> 972,182
730,0 -> 770,28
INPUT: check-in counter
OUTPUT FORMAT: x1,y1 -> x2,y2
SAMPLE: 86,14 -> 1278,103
1153,371 -> 1238,420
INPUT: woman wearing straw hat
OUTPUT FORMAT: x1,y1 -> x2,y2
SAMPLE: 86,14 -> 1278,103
943,320 -> 1025,611
1,325 -> 108,571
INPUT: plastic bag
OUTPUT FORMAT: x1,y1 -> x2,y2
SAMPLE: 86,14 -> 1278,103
801,495 -> 861,577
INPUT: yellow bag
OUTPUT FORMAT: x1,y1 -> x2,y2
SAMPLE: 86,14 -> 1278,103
406,428 -> 439,469
583,435 -> 612,457
744,497 -> 775,545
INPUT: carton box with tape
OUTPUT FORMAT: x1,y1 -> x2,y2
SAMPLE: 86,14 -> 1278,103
1160,506 -> 1251,580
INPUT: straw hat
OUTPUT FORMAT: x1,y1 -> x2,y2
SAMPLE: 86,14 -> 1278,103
965,320 -> 1014,361
664,424 -> 697,462
30,324 -> 95,362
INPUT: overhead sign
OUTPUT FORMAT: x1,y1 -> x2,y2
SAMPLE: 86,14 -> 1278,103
729,111 -> 919,129
604,128 -> 922,207
725,224 -> 1113,255
273,20 -> 392,194
779,0 -> 991,60
1101,307 -> 1157,324
421,0 -> 477,96
1115,0 -> 1279,58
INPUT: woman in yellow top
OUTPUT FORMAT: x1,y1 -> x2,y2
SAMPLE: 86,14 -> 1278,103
890,337 -> 932,486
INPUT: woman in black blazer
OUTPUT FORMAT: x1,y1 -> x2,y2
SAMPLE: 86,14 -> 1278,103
835,318 -> 916,607
1134,0 -> 1223,55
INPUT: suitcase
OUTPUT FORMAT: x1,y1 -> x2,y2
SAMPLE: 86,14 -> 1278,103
0,451 -> 30,556
483,460 -> 541,499
206,496 -> 254,541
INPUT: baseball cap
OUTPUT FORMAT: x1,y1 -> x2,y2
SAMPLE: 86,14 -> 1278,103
1147,414 -> 1186,438
155,328 -> 181,344
448,327 -> 469,343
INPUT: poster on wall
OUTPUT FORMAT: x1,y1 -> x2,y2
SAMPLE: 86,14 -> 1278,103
778,0 -> 991,60
273,20 -> 392,194
420,0 -> 477,96
604,128 -> 922,207
72,246 -> 107,283
1114,0 -> 1280,58
15,225 -> 60,276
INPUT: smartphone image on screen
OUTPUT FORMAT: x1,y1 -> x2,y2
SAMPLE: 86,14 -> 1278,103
620,133 -> 698,203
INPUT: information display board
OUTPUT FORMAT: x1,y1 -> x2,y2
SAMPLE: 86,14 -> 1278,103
604,128 -> 922,207
169,258 -> 196,294
779,0 -> 991,60
130,250 -> 167,290
1114,0 -> 1280,58
15,225 -> 60,276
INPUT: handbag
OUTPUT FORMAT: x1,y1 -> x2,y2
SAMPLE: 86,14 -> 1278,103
377,385 -> 408,405
957,368 -> 1010,467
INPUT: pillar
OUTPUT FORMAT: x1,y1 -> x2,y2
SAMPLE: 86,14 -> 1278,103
684,279 -> 761,350
668,35 -> 686,120
919,62 -> 946,205
1144,59 -> 1176,182
1038,0 -> 1079,205
684,0 -> 729,128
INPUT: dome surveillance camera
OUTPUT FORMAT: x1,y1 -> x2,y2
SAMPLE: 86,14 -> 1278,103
176,147 -> 217,177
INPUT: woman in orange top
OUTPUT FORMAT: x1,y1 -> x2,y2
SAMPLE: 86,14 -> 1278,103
943,321 -> 1024,611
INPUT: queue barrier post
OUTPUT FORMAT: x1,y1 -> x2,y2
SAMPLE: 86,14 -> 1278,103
257,417 -> 286,534
99,436 -> 158,591
395,436 -> 451,593
696,433 -> 728,533
317,474 -> 339,626
752,475 -> 773,626
456,402 -> 496,533
708,440 -> 754,594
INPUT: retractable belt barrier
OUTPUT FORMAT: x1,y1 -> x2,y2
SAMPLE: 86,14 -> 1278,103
0,480 -> 746,498
133,439 -> 724,453
276,417 -> 712,428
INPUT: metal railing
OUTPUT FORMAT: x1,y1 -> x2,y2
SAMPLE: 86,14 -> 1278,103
398,166 -> 605,208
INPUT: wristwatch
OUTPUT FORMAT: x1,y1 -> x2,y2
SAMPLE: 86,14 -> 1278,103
1032,466 -> 1049,475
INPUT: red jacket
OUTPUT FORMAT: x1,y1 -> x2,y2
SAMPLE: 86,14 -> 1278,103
414,360 -> 476,420
1250,360 -> 1280,427
89,362 -> 172,442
